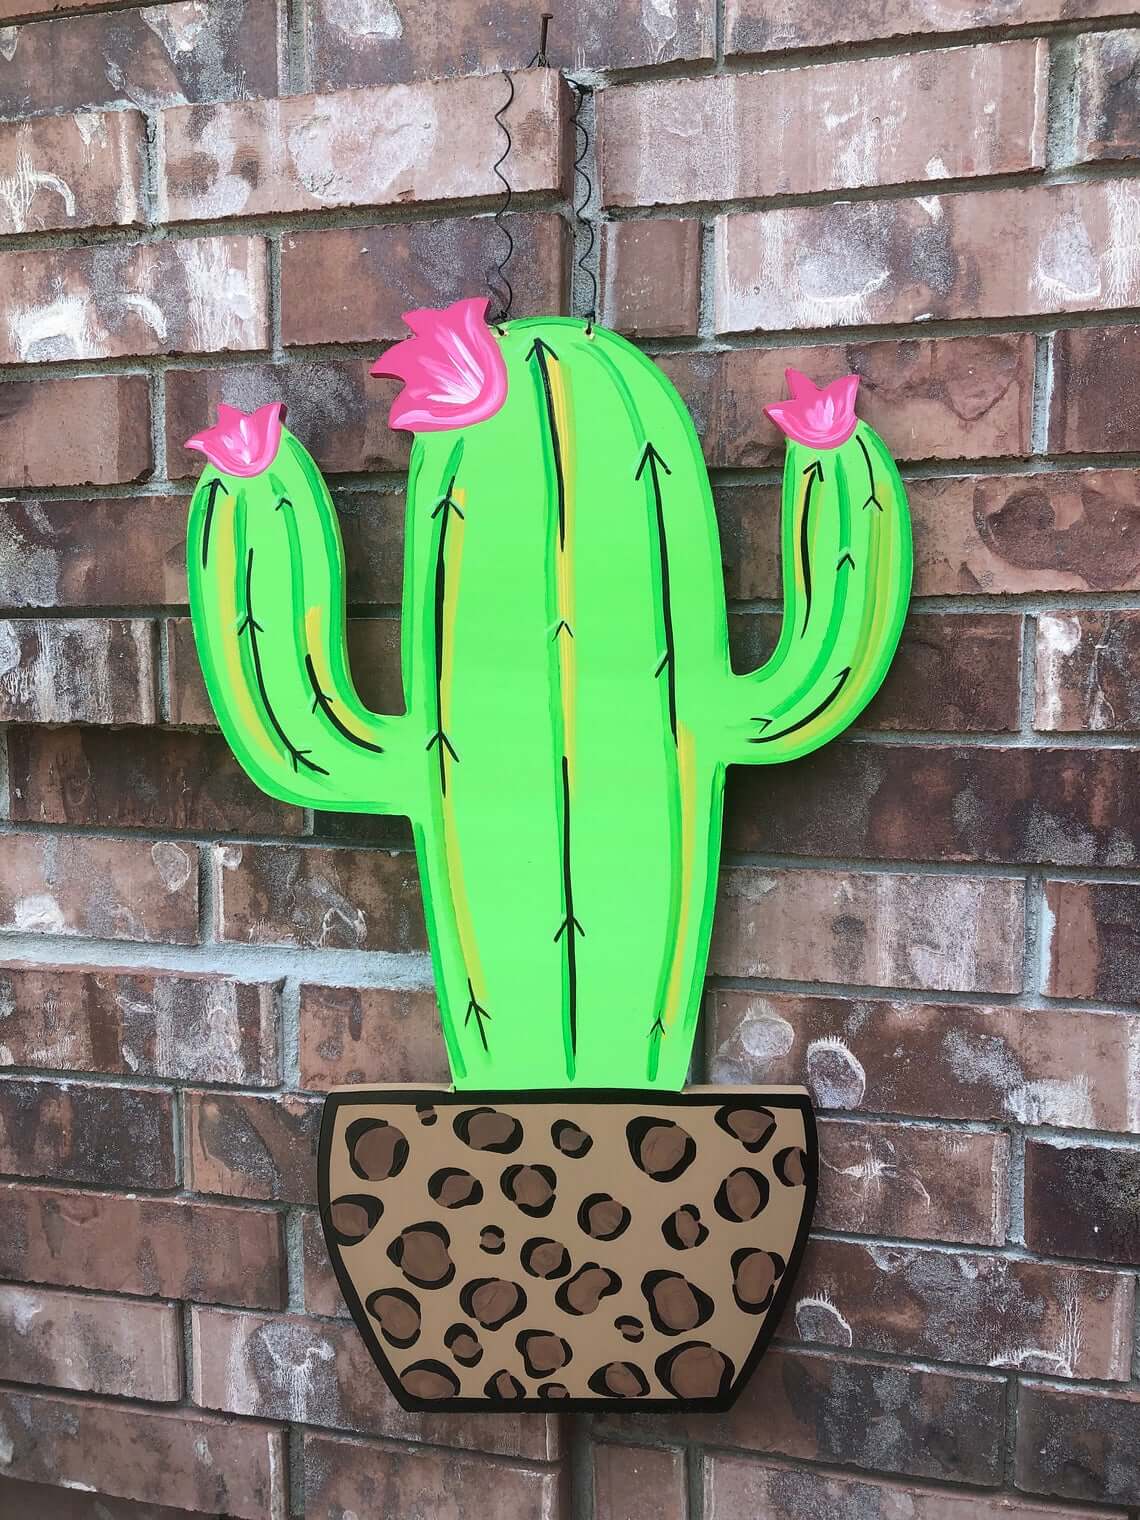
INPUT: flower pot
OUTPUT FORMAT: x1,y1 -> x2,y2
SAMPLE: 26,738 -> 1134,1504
318,1084 -> 816,1413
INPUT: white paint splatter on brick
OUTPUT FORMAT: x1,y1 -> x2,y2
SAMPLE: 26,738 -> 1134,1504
0,27 -> 17,62
806,1036 -> 866,1108
794,1293 -> 853,1346
324,0 -> 404,39
12,894 -> 67,934
8,289 -> 96,363
287,90 -> 438,205
0,140 -> 77,235
1035,613 -> 1082,731
142,0 -> 210,57
151,841 -> 192,894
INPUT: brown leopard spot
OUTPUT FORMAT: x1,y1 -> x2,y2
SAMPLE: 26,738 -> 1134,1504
484,1369 -> 526,1400
641,1270 -> 714,1335
626,1116 -> 696,1181
364,1287 -> 420,1349
516,1328 -> 572,1377
588,1362 -> 649,1398
551,1119 -> 593,1157
715,1104 -> 777,1153
521,1238 -> 572,1280
616,1315 -> 644,1343
656,1342 -> 734,1400
577,1192 -> 630,1241
327,1194 -> 382,1245
454,1107 -> 523,1153
714,1166 -> 769,1222
428,1167 -> 484,1209
500,1163 -> 556,1218
479,1225 -> 506,1254
731,1248 -> 785,1314
538,1381 -> 569,1399
386,1221 -> 454,1289
662,1204 -> 708,1251
555,1263 -> 621,1316
444,1323 -> 483,1367
774,1145 -> 808,1186
402,1360 -> 460,1400
346,1118 -> 408,1181
416,1104 -> 437,1126
459,1276 -> 527,1330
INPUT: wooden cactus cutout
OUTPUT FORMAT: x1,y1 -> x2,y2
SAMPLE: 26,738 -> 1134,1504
187,300 -> 912,1094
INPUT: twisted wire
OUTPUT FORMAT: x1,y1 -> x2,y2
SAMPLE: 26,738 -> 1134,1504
489,70 -> 516,326
570,81 -> 598,325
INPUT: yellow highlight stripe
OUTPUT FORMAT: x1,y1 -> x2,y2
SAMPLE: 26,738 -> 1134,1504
661,721 -> 697,1032
304,604 -> 381,745
214,496 -> 276,763
549,363 -> 577,783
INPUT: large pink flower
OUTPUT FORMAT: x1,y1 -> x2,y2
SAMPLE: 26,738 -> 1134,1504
185,402 -> 286,476
764,369 -> 860,449
372,297 -> 508,433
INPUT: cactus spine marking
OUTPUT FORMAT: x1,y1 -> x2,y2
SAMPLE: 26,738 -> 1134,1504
187,302 -> 911,1092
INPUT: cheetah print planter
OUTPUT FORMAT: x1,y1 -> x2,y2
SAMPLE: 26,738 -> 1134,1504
318,1085 -> 817,1412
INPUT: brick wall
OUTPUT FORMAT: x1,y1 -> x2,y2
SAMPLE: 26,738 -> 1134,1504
0,1 -> 1138,1517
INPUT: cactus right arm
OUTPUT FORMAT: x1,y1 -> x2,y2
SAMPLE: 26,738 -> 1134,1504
187,429 -> 420,815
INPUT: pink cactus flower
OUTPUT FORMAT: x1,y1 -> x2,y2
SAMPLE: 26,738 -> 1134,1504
371,296 -> 508,432
185,402 -> 286,477
764,368 -> 860,449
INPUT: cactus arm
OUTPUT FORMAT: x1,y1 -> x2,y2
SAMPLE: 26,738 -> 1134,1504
187,428 -> 420,814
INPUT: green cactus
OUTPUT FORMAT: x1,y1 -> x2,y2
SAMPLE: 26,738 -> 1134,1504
187,309 -> 911,1092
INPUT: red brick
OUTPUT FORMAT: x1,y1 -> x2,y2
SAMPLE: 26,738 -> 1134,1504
302,1208 -> 345,1317
0,1480 -> 199,1520
0,375 -> 151,489
0,496 -> 189,610
281,213 -> 568,347
0,834 -> 198,944
192,1306 -> 562,1461
1049,325 -> 1140,453
1016,1381 -> 1140,1506
0,238 -> 267,364
304,1430 -> 566,1518
1044,880 -> 1140,1001
708,990 -> 1140,1133
599,219 -> 702,338
717,182 -> 1140,334
794,1237 -> 1133,1380
596,1346 -> 1006,1485
1036,611 -> 1140,732
1072,28 -> 1140,165
0,619 -> 155,724
298,982 -> 447,1090
216,842 -> 425,952
0,0 -> 147,14
0,1284 -> 180,1400
0,1388 -> 285,1520
0,1183 -> 286,1310
1025,1139 -> 1140,1265
184,1090 -> 322,1204
158,69 -> 568,222
0,1077 -> 176,1190
817,1118 -> 1008,1246
660,333 -> 1034,468
0,109 -> 144,235
0,963 -> 279,1085
594,1443 -> 684,1520
600,43 -> 1046,206
710,867 -> 1025,994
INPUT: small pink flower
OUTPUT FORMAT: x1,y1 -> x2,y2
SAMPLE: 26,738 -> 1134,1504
371,296 -> 508,433
185,402 -> 286,477
764,368 -> 860,449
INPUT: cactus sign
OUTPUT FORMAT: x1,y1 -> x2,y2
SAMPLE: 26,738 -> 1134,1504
186,299 -> 912,1412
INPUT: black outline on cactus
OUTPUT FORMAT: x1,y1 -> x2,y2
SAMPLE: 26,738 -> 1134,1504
200,478 -> 225,567
637,442 -> 677,743
240,549 -> 327,775
856,434 -> 883,511
554,754 -> 585,1058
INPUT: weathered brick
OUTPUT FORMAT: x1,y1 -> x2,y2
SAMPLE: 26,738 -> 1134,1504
660,333 -> 1034,468
1072,29 -> 1140,165
281,213 -> 568,347
302,1208 -> 345,1317
305,1431 -> 566,1518
0,619 -> 155,724
1044,880 -> 1140,1001
0,1284 -> 180,1400
0,1183 -> 286,1309
599,219 -> 702,338
793,1237 -> 1133,1380
594,1442 -> 684,1520
0,238 -> 267,364
725,743 -> 1140,867
192,1306 -> 562,1461
1016,1381 -> 1140,1506
708,990 -> 1140,1133
1050,325 -> 1140,453
710,867 -> 1025,993
0,834 -> 198,944
1025,1139 -> 1140,1265
0,496 -> 189,610
158,69 -> 568,222
7,726 -> 304,835
216,842 -> 425,952
600,43 -> 1046,206
0,109 -> 144,234
184,1090 -> 322,1204
0,1480 -> 199,1520
0,1077 -> 176,1190
298,982 -> 448,1090
0,1388 -> 285,1520
0,963 -> 279,1085
0,375 -> 151,488
1036,611 -> 1140,732
717,182 -> 1140,333
597,1346 -> 1006,1485
0,0 -> 278,119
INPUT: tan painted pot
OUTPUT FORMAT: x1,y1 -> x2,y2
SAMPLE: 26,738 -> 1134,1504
319,1084 -> 816,1413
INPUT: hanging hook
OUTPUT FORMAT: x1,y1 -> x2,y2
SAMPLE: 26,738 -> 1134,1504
530,12 -> 553,67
